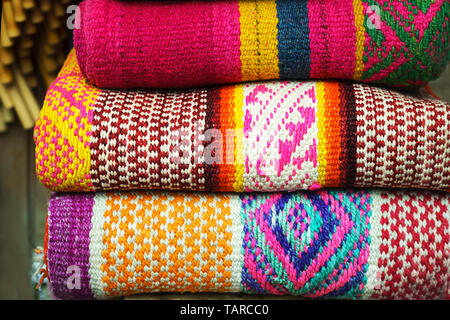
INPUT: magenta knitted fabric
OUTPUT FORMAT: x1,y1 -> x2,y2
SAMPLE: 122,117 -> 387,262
46,193 -> 95,300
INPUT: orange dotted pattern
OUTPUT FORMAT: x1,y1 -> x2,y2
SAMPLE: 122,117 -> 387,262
99,192 -> 239,297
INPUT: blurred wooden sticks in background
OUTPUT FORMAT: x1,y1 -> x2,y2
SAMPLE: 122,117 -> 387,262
0,0 -> 70,132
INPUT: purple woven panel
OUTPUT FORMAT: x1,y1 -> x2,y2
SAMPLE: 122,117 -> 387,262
47,193 -> 95,300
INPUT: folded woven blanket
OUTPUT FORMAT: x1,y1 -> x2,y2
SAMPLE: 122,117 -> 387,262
34,51 -> 450,192
74,0 -> 450,88
45,189 -> 449,299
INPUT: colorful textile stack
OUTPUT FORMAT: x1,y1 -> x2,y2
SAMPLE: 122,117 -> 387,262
35,0 -> 450,300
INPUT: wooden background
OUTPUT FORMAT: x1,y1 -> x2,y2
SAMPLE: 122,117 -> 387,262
0,67 -> 449,299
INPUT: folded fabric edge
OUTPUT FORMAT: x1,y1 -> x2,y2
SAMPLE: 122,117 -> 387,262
73,0 -> 450,89
34,50 -> 450,193
44,189 -> 450,300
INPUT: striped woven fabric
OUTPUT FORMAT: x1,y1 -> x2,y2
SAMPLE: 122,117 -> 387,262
34,51 -> 450,192
74,0 -> 450,88
45,189 -> 450,300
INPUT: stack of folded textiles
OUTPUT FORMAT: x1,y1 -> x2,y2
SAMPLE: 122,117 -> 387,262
34,0 -> 449,299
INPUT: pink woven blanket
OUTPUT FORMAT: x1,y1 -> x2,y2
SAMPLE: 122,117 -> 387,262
74,0 -> 450,88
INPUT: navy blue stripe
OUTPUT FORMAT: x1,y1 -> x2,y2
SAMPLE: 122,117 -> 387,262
276,0 -> 311,79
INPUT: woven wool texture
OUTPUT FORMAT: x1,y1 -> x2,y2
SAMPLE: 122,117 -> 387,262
74,0 -> 450,88
45,189 -> 450,299
34,51 -> 450,192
